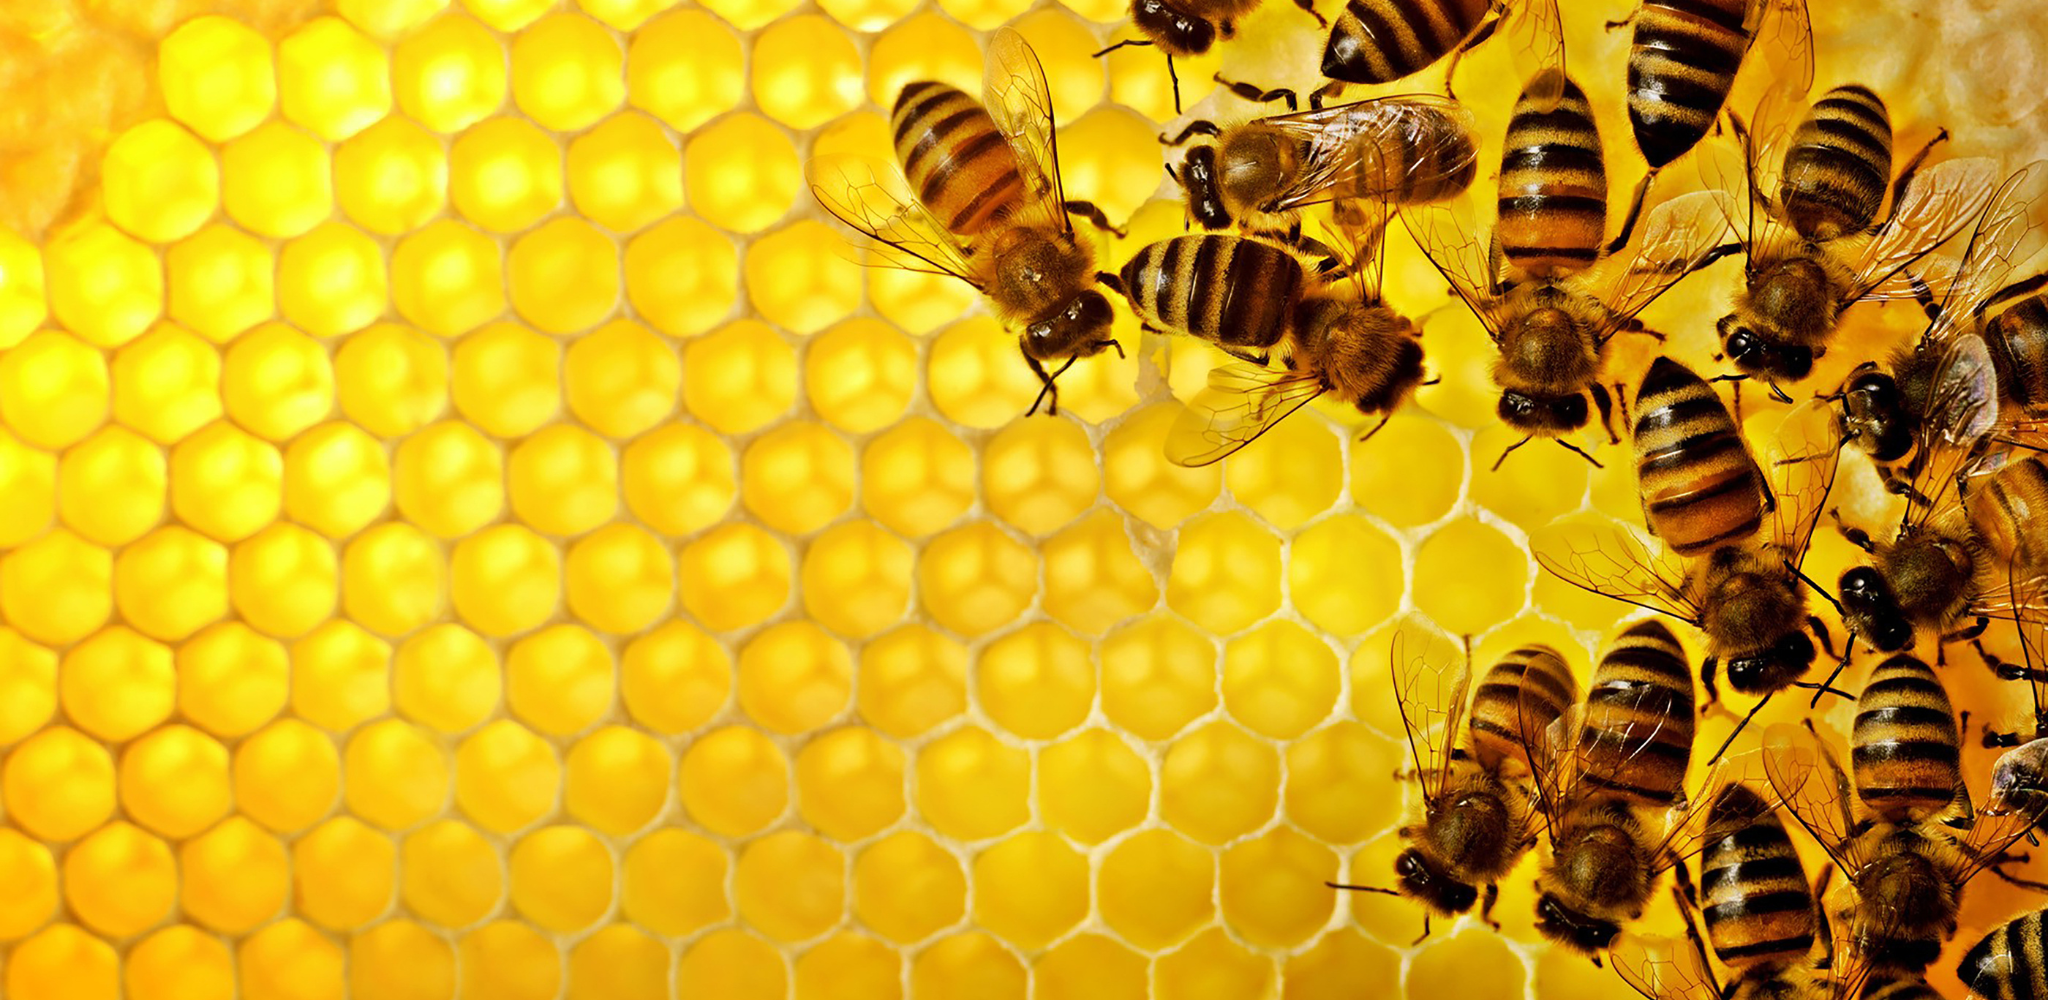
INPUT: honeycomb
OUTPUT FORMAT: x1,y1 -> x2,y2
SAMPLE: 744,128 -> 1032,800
1,1 -> 2045,998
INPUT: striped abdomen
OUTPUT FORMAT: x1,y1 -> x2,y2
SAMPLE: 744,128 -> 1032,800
1321,0 -> 1490,85
1987,295 -> 2048,416
1780,85 -> 1893,241
1632,357 -> 1767,557
1497,73 -> 1607,278
1119,236 -> 1305,350
1344,103 -> 1480,205
1626,0 -> 1752,169
1860,978 -> 1944,1000
1968,455 -> 2048,575
1700,783 -> 1814,972
892,81 -> 1027,237
1958,910 -> 2048,1000
1851,653 -> 1960,822
1578,620 -> 1696,807
1467,645 -> 1578,772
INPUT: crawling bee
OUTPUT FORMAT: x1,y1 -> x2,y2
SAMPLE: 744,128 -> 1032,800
1315,0 -> 1564,111
1612,0 -> 1813,177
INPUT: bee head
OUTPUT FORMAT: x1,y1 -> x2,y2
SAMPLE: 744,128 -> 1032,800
1393,849 -> 1479,916
1838,367 -> 1912,462
1718,314 -> 1815,382
1178,145 -> 1232,230
1022,291 -> 1117,361
1725,630 -> 1817,695
1534,893 -> 1621,954
1838,566 -> 1914,652
1497,390 -> 1589,434
1130,0 -> 1215,57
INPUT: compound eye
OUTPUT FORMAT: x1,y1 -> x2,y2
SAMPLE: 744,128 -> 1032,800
1724,328 -> 1758,358
1551,394 -> 1588,427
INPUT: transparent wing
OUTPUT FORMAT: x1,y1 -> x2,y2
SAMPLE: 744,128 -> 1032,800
1746,0 -> 1814,98
1165,363 -> 1328,467
1699,81 -> 1810,268
1652,750 -> 1782,876
807,153 -> 983,286
983,27 -> 1067,229
1900,335 -> 1998,529
1611,932 -> 1719,1000
1390,632 -> 1474,812
1329,194 -> 1392,305
1852,157 -> 2003,302
1253,96 -> 1480,214
1402,199 -> 1506,339
1505,0 -> 1567,111
1767,399 -> 1844,568
1761,722 -> 1859,873
1595,190 -> 1737,332
1954,778 -> 2048,885
1927,160 -> 2048,346
1531,519 -> 1704,625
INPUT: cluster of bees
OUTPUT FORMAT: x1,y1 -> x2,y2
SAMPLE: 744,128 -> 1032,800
806,0 -> 2048,996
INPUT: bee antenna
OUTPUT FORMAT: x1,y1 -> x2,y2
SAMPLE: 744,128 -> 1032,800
1491,435 -> 1533,471
1090,38 -> 1153,57
1324,881 -> 1400,895
1554,438 -> 1604,469
1707,691 -> 1774,766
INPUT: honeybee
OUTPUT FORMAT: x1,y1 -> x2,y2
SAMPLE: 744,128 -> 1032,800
1612,0 -> 1813,175
808,29 -> 1124,418
1316,0 -> 1564,111
1958,906 -> 2048,999
1969,456 -> 2048,581
1094,0 -> 1328,114
1631,356 -> 1774,560
1406,69 -> 1732,467
1706,83 -> 2001,387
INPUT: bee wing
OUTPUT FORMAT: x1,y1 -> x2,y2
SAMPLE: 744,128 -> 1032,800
1165,363 -> 1328,467
1504,0 -> 1568,111
1402,198 -> 1506,339
1327,197 -> 1393,306
1610,932 -> 1719,1000
1595,190 -> 1736,332
1531,519 -> 1703,626
1699,81 -> 1810,269
1898,335 -> 1998,529
1390,632 -> 1474,812
1761,722 -> 1860,872
1766,400 -> 1844,569
1852,157 -> 2004,302
983,27 -> 1068,230
1924,160 -> 2048,346
1250,96 -> 1480,216
1744,0 -> 1814,98
1953,775 -> 2048,885
807,153 -> 983,286
1653,750 -> 1782,875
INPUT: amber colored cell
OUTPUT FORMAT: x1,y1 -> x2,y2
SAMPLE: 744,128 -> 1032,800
4,731 -> 110,852
279,223 -> 388,337
0,830 -> 53,939
286,423 -> 392,540
687,114 -> 801,235
128,925 -> 236,1000
1100,614 -> 1216,740
506,625 -> 615,735
683,319 -> 797,434
621,423 -> 735,535
0,629 -> 56,746
112,325 -> 219,447
1034,934 -> 1147,1000
1534,942 -> 1647,1000
235,720 -> 342,833
1291,515 -> 1405,635
736,831 -> 845,943
1414,517 -> 1531,634
402,820 -> 505,929
1220,828 -> 1338,949
222,122 -> 333,239
278,17 -> 392,141
1161,722 -> 1280,845
2,530 -> 113,646
1472,424 -> 1595,530
913,933 -> 1025,1000
394,625 -> 499,733
510,826 -> 614,933
510,217 -> 622,334
353,920 -> 456,1000
1041,510 -> 1157,636
241,920 -> 347,1000
180,817 -> 288,933
1283,929 -> 1401,1000
0,431 -> 53,548
566,320 -> 678,438
797,522 -> 909,639
978,622 -> 1092,739
103,119 -> 219,244
0,331 -> 108,450
459,921 -> 562,1000
1224,418 -> 1342,530
622,829 -> 729,936
160,15 -> 276,142
567,925 -> 667,1000
1105,403 -> 1223,528
973,832 -> 1089,949
57,429 -> 159,548
0,233 -> 42,349
795,932 -> 902,1000
859,626 -> 967,739
451,322 -> 559,438
1055,112 -> 1167,243
289,621 -> 391,733
44,224 -> 163,349
1409,926 -> 1527,1000
345,719 -> 452,831
450,525 -> 562,636
1156,929 -> 1274,1000
915,727 -> 1029,841
738,622 -> 851,734
340,0 -> 451,37
983,418 -> 1098,534
8,925 -> 119,1000
509,424 -> 619,535
852,831 -> 964,944
511,13 -> 625,132
796,727 -> 905,840
752,15 -> 862,129
455,721 -> 562,834
1166,512 -> 1282,634
861,418 -> 974,538
620,621 -> 729,734
120,724 -> 231,839
807,319 -> 915,433
1040,729 -> 1149,845
747,221 -> 863,334
678,523 -> 792,631
680,725 -> 790,836
867,14 -> 979,103
63,625 -> 177,740
112,526 -> 226,642
625,216 -> 741,336
336,324 -> 449,438
565,524 -> 673,633
228,524 -> 338,638
565,726 -> 672,835
744,421 -> 856,534
395,14 -> 507,134
65,820 -> 176,937
1287,721 -> 1401,844
925,319 -> 1039,430
392,221 -> 508,339
167,226 -> 274,343
627,10 -> 743,131
1099,828 -> 1214,950
1223,621 -> 1340,740
677,930 -> 786,1000
919,522 -> 1038,637
296,816 -> 398,931
450,118 -> 563,234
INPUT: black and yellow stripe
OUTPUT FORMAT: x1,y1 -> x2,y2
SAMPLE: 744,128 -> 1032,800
1497,73 -> 1608,278
1321,0 -> 1490,85
1468,645 -> 1577,772
1631,357 -> 1767,558
1343,104 -> 1480,206
1988,297 -> 2048,416
1578,620 -> 1695,807
1861,978 -> 1945,1000
891,81 -> 1027,237
1851,653 -> 1961,822
1958,909 -> 2048,1000
1780,84 -> 1894,241
1969,455 -> 2048,576
1118,235 -> 1305,352
1700,783 -> 1815,971
1626,0 -> 1752,169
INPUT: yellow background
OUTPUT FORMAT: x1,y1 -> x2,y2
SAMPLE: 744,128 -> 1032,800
0,0 -> 2045,998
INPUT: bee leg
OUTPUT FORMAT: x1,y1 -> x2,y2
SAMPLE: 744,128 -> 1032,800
1552,438 -> 1604,469
1479,883 -> 1501,931
1222,346 -> 1272,366
1605,5 -> 1639,30
1094,271 -> 1128,298
1832,513 -> 1876,553
1590,383 -> 1619,445
1708,691 -> 1772,765
1166,55 -> 1182,116
1090,38 -> 1153,57
1289,0 -> 1328,30
1358,411 -> 1394,445
1988,859 -> 2048,894
1950,617 -> 1991,643
1158,120 -> 1223,146
1808,615 -> 1841,661
1439,10 -> 1499,106
1603,170 -> 1657,258
1412,913 -> 1431,947
1308,79 -> 1345,111
1063,200 -> 1126,238
1094,338 -> 1126,360
1491,435 -> 1533,471
1023,351 -> 1076,417
1212,74 -> 1297,111
1700,656 -> 1720,709
1978,270 -> 2048,322
1881,127 -> 1950,231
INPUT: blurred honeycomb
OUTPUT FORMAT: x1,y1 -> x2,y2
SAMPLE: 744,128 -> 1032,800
1,1 -> 2044,999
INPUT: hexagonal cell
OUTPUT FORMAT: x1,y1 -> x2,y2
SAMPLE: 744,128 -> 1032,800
160,15 -> 276,142
1166,511 -> 1283,634
1099,828 -> 1214,950
735,831 -> 845,944
797,521 -> 910,640
112,325 -> 219,446
449,524 -> 561,637
1409,925 -> 1527,1000
912,933 -> 1025,1000
243,919 -> 347,999
1104,403 -> 1222,528
1222,415 -> 1343,530
626,10 -> 743,132
2,530 -> 113,646
1042,509 -> 1158,636
352,919 -> 456,1000
1285,721 -> 1402,845
566,924 -> 667,1000
925,318 -> 1040,430
977,622 -> 1092,740
129,925 -> 235,1000
745,220 -> 863,334
868,264 -> 981,341
4,726 -> 116,842
120,723 -> 232,838
1039,728 -> 1148,847
624,216 -> 740,336
867,13 -> 980,105
564,319 -> 676,437
852,831 -> 963,944
686,114 -> 801,235
55,429 -> 158,549
972,832 -> 1089,950
179,817 -> 288,934
794,726 -> 904,841
1099,614 -> 1216,741
621,423 -> 735,535
862,417 -> 975,538
0,331 -> 107,450
0,630 -> 57,748
620,621 -> 729,735
450,322 -> 559,439
62,625 -> 178,739
857,625 -> 966,740
233,719 -> 342,834
401,819 -> 505,929
915,726 -> 1029,842
509,826 -> 616,934
564,725 -> 671,836
1160,721 -> 1280,845
1223,621 -> 1339,740
279,222 -> 387,337
807,318 -> 915,433
677,523 -> 792,631
449,117 -> 563,235
1350,415 -> 1466,527
678,930 -> 786,1000
1290,515 -> 1405,636
64,820 -> 176,937
289,620 -> 392,734
0,431 -> 54,549
454,719 -> 562,834
508,424 -> 619,535
103,119 -> 219,244
1035,934 -> 1148,1000
222,122 -> 333,239
285,423 -> 391,541
222,323 -> 333,442
279,17 -> 392,141
296,816 -> 398,930
622,828 -> 728,936
743,422 -> 854,535
336,324 -> 449,437
566,523 -> 674,634
394,13 -> 507,134
797,935 -> 904,1000
751,15 -> 862,130
1279,929 -> 1402,1000
8,925 -> 118,1000
336,116 -> 449,236
344,718 -> 451,831
0,232 -> 44,350
680,725 -> 790,837
167,225 -> 277,344
983,417 -> 1098,535
919,522 -> 1038,637
512,13 -> 625,132
509,217 -> 621,334
505,624 -> 615,735
394,624 -> 499,733
1156,928 -> 1274,1000
228,523 -> 338,639
1219,827 -> 1337,948
457,921 -> 562,1000
1415,517 -> 1532,635
44,222 -> 164,349
1473,423 -> 1596,530
934,0 -> 1032,30
736,622 -> 851,735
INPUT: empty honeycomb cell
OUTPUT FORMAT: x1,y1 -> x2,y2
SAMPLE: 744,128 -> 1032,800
978,622 -> 1093,739
509,424 -> 619,534
1413,310 -> 1501,430
128,925 -> 235,1000
1227,417 -> 1343,530
620,621 -> 729,734
918,522 -> 1038,636
9,925 -> 119,1000
1156,928 -> 1275,1000
686,115 -> 801,235
450,118 -> 564,235
626,10 -> 743,132
1041,729 -> 1149,845
4,727 -> 115,841
1008,10 -> 1108,121
1289,515 -> 1404,636
344,718 -> 452,831
58,428 -> 163,547
512,13 -> 625,132
234,719 -> 342,833
241,918 -> 346,1000
747,221 -> 864,334
859,625 -> 967,738
224,324 -> 334,442
279,223 -> 388,337
1060,110 -> 1169,235
565,725 -> 672,835
0,430 -> 53,547
286,423 -> 392,538
1349,416 -> 1464,527
795,726 -> 906,839
65,820 -> 176,937
343,525 -> 446,633
0,829 -> 54,938
353,920 -> 457,1000
913,933 -> 1025,1000
914,726 -> 1029,842
678,522 -> 793,630
295,816 -> 398,930
509,826 -> 615,933
1035,934 -> 1148,1000
869,257 -> 982,335
1285,721 -> 1401,844
852,831 -> 964,944
795,932 -> 902,1000
0,629 -> 56,746
159,15 -> 276,142
1223,621 -> 1339,740
625,215 -> 741,336
509,217 -> 622,334
565,320 -> 678,437
62,625 -> 177,740
504,625 -> 615,735
336,324 -> 449,437
1167,512 -> 1283,634
737,622 -> 852,733
680,725 -> 790,836
1104,403 -> 1223,528
745,424 -> 855,535
1161,722 -> 1280,845
934,0 -> 1032,31
801,522 -> 912,639
983,419 -> 1098,535
1041,509 -> 1158,636
622,829 -> 728,935
180,817 -> 289,933
289,621 -> 392,733
230,523 -> 341,637
450,524 -> 562,636
113,325 -> 221,446
1099,828 -> 1214,950
1220,827 -> 1338,948
752,15 -> 863,130
403,820 -> 505,928
171,422 -> 283,543
861,418 -> 974,538
1099,614 -> 1216,740
2,530 -> 113,645
394,625 -> 500,733
394,15 -> 506,135
678,930 -> 786,1000
1413,517 -> 1531,635
867,13 -> 980,104
278,17 -> 392,141
566,523 -> 675,633
0,232 -> 45,348
973,831 -> 1089,949
1284,930 -> 1402,1000
806,319 -> 915,434
340,0 -> 453,37
451,322 -> 560,438
622,423 -> 736,535
1408,926 -> 1526,1000
222,122 -> 335,239
736,830 -> 846,943
388,220 -> 507,335
459,921 -> 561,1000
1102,33 -> 1188,123
120,724 -> 232,839
568,925 -> 669,1000
44,224 -> 163,349
1471,424 -> 1594,530
1533,944 -> 1644,1000
102,120 -> 219,244
0,331 -> 106,451
167,226 -> 275,344
925,319 -> 1040,429
112,528 -> 230,642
